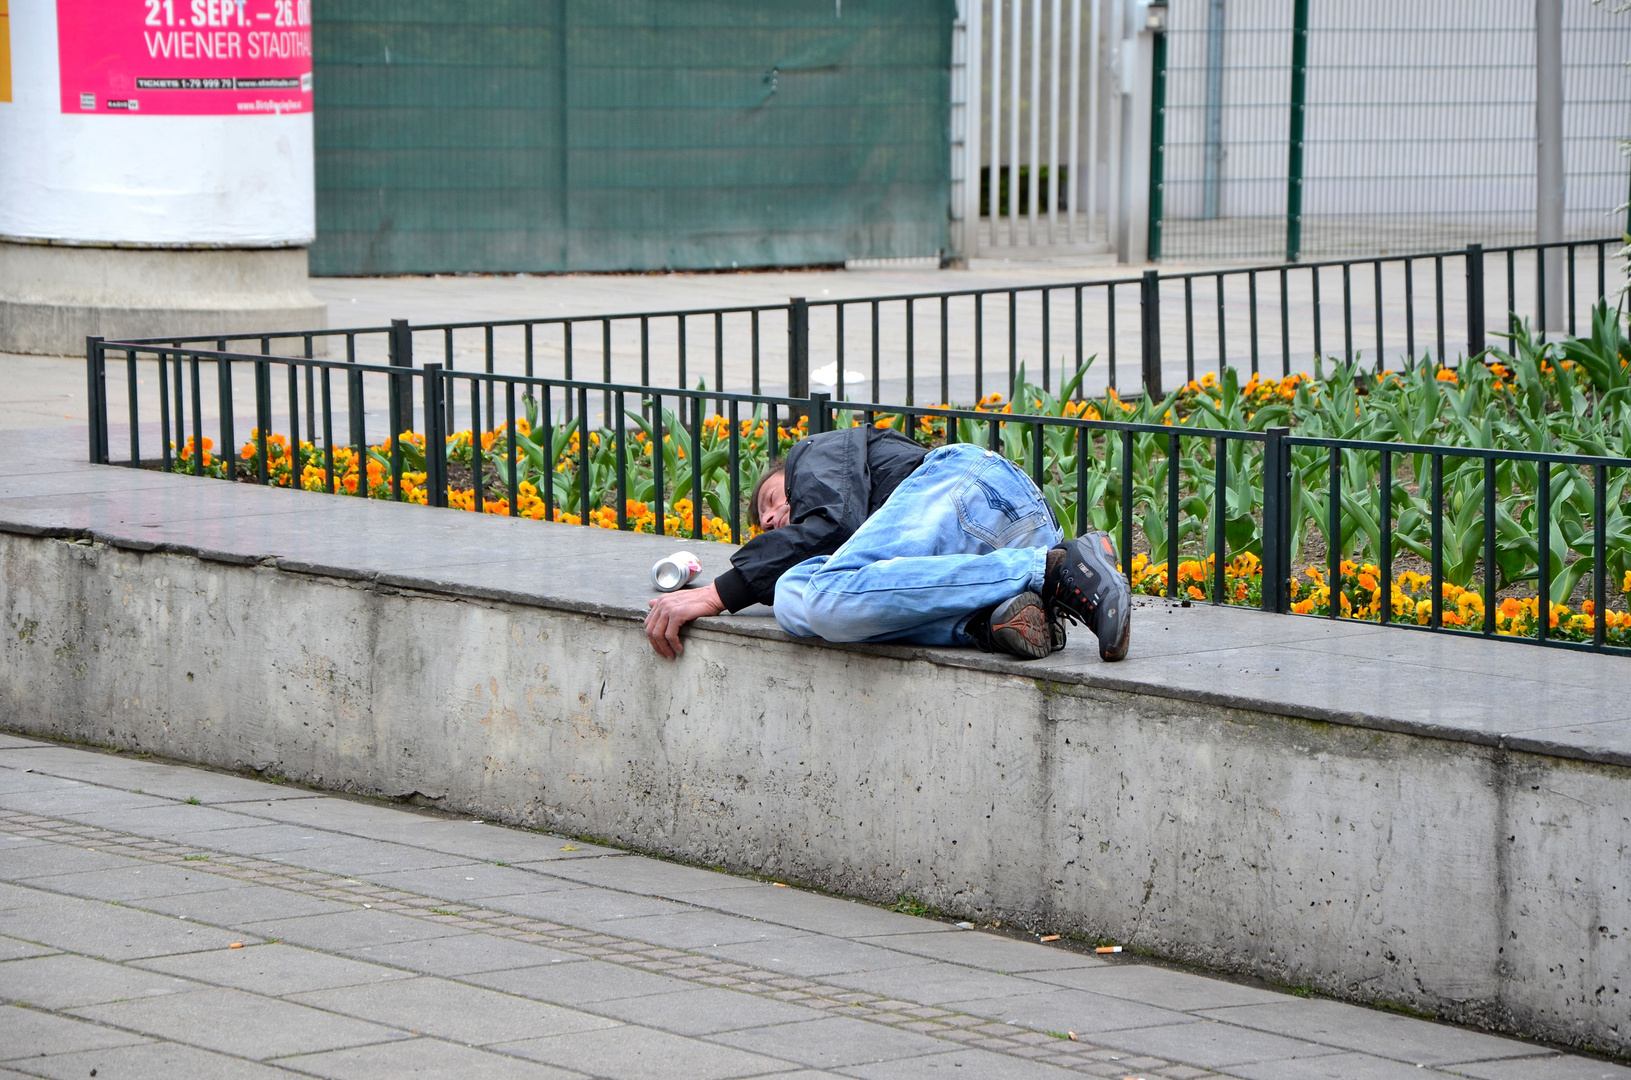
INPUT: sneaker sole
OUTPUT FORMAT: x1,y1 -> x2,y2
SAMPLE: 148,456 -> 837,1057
1073,532 -> 1132,662
988,592 -> 1052,660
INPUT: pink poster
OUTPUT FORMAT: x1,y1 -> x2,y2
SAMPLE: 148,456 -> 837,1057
57,0 -> 312,116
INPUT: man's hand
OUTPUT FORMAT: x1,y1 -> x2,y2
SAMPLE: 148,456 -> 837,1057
645,582 -> 726,659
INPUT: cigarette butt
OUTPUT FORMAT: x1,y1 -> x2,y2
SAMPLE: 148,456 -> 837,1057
1096,945 -> 1122,954
1040,934 -> 1061,942
1067,1031 -> 1078,1041
773,882 -> 788,887
228,942 -> 244,949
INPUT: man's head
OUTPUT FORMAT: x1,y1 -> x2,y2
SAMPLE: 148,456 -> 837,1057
751,463 -> 790,530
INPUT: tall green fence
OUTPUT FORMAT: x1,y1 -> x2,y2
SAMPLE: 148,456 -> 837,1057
312,0 -> 954,276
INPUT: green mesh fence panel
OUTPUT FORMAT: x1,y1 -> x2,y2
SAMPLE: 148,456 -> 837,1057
312,0 -> 954,275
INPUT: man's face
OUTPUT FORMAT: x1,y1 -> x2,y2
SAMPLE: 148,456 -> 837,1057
756,473 -> 791,530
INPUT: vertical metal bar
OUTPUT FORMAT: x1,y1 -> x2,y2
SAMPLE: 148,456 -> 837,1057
1278,268 -> 1290,376
1248,272 -> 1260,376
1120,430 -> 1135,583
1373,260 -> 1384,371
728,398 -> 740,543
615,391 -> 628,531
1107,283 -> 1118,390
940,296 -> 950,405
786,300 -> 808,398
689,391 -> 703,539
1465,244 -> 1486,361
1142,271 -> 1164,398
641,315 -> 651,387
1506,249 -> 1516,331
1073,286 -> 1083,396
303,338 -> 316,443
1484,456 -> 1497,635
287,361 -> 300,453
125,349 -> 141,465
321,366 -> 335,495
1404,259 -> 1417,366
483,324 -> 496,428
1212,435 -> 1227,603
1184,275 -> 1195,382
1434,255 -> 1446,366
871,300 -> 881,402
506,381 -> 519,517
563,321 -> 575,423
1076,425 -> 1090,537
1341,262 -> 1353,368
1311,267 -> 1322,362
172,342 -> 186,451
836,304 -> 846,402
1537,245 -> 1548,338
1166,432 -> 1179,598
347,366 -> 364,485
1430,453 -> 1444,629
1286,0 -> 1309,261
1031,416 -> 1045,490
646,391 -> 658,534
156,350 -> 172,471
191,354 -> 205,475
905,298 -> 916,406
422,365 -> 446,509
608,317 -> 618,426
579,386 -> 593,527
1328,445 -> 1341,618
1008,290 -> 1017,397
975,292 -> 985,400
1537,461 -> 1551,642
1261,427 -> 1287,612
524,323 -> 534,378
749,311 -> 759,395
470,373 -> 484,512
1567,243 -> 1577,336
712,312 -> 723,415
443,327 -> 453,370
1593,463 -> 1607,650
1214,272 -> 1226,375
1380,449 -> 1393,625
1041,288 -> 1051,393
255,359 -> 271,486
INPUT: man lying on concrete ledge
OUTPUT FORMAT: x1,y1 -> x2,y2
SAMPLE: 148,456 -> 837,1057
644,424 -> 1132,663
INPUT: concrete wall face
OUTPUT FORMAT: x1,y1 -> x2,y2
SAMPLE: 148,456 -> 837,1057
2,534 -> 1625,1053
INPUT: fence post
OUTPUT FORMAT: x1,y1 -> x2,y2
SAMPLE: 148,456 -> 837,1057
808,391 -> 831,435
787,298 -> 810,399
1140,270 -> 1163,399
1285,0 -> 1309,262
422,364 -> 448,508
1260,426 -> 1290,613
1464,243 -> 1486,362
85,336 -> 107,464
388,318 -> 415,435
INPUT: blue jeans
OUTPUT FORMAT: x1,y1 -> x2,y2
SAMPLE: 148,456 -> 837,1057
774,443 -> 1063,646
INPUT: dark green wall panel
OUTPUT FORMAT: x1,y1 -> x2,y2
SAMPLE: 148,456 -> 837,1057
312,0 -> 952,275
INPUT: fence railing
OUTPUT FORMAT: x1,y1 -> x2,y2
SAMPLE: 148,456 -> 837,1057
86,338 -> 1631,656
105,239 -> 1623,413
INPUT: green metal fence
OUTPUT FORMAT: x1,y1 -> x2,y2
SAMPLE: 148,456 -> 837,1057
312,0 -> 955,276
1155,0 -> 1631,263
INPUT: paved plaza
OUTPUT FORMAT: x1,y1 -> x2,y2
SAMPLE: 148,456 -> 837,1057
1,733 -> 1626,1080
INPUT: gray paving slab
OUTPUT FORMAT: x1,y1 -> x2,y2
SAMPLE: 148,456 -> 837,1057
1502,718 -> 1631,769
0,773 -> 79,800
1223,1050 -> 1487,1079
583,909 -> 808,951
1090,1019 -> 1342,1069
1024,963 -> 1291,1011
462,959 -> 698,1005
247,836 -> 477,877
491,1024 -> 797,1080
70,987 -> 411,1060
0,936 -> 59,961
133,942 -> 417,996
290,975 -> 619,1046
1444,1055 -> 1631,1079
837,1047 -> 1085,1080
137,881 -> 357,924
531,854 -> 770,896
6,1042 -> 300,1080
0,735 -> 48,749
475,887 -> 692,926
335,931 -> 581,976
0,784 -> 174,818
0,954 -> 200,1010
710,935 -> 936,979
0,896 -> 256,960
1197,1000 -> 1544,1067
856,931 -> 1104,974
171,822 -> 364,857
277,1036 -> 585,1080
0,842 -> 146,881
663,884 -> 957,941
0,883 -> 57,911
708,1016 -> 951,1069
361,862 -> 585,901
240,908 -> 463,951
582,986 -> 827,1036
12,862 -> 251,902
3,752 -> 323,806
937,987 -> 1200,1035
0,1004 -> 151,1061
822,960 -> 1053,1005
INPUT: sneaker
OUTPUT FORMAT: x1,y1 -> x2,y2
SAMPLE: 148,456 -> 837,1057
1043,532 -> 1132,662
967,591 -> 1055,660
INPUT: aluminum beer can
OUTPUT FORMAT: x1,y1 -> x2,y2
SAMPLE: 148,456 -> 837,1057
651,551 -> 702,592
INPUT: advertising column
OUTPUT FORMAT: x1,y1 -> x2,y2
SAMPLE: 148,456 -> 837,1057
0,0 -> 325,355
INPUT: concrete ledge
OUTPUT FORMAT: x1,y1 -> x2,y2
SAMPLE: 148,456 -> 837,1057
0,444 -> 1627,1054
0,242 -> 327,355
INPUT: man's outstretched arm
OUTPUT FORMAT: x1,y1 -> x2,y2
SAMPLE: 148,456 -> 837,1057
645,582 -> 726,659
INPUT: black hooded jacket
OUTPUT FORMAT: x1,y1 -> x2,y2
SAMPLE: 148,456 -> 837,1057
712,425 -> 928,612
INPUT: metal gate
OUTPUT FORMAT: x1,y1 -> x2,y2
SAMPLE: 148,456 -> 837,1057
952,0 -> 1123,262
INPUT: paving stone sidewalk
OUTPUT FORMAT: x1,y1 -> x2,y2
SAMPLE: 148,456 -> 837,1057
1,732 -> 1625,1080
